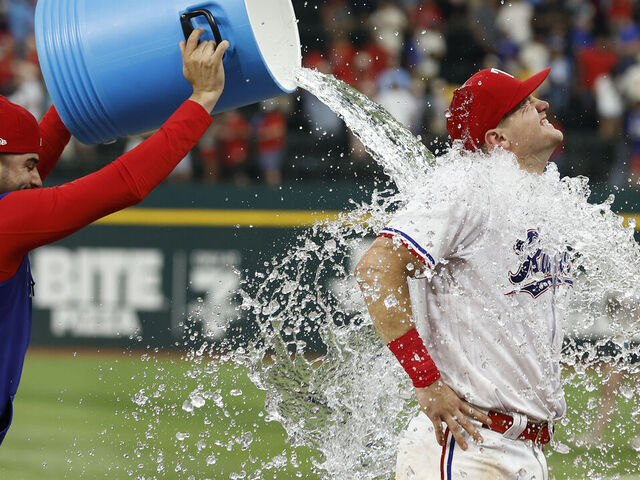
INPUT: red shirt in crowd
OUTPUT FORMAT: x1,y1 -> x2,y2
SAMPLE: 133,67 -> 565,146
577,46 -> 619,89
257,111 -> 286,154
220,111 -> 251,168
329,40 -> 357,86
0,33 -> 15,91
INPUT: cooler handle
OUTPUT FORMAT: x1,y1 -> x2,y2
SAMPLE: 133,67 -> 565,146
181,9 -> 223,45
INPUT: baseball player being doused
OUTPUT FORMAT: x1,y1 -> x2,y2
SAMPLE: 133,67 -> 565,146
356,67 -> 570,479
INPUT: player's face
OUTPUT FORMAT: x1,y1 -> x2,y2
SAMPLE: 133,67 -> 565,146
0,153 -> 42,194
500,96 -> 563,159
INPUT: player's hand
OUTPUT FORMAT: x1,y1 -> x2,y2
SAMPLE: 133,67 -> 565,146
179,28 -> 230,113
415,379 -> 492,451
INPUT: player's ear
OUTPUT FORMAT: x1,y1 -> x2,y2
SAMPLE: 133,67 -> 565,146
484,129 -> 510,150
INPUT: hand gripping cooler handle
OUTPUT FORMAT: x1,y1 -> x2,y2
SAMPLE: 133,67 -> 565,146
180,9 -> 223,45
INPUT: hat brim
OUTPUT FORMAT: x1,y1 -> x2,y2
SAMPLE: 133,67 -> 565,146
508,67 -> 551,112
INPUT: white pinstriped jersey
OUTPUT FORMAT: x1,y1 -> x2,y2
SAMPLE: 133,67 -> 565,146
380,177 -> 573,422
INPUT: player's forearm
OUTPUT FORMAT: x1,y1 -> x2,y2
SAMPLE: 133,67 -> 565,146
357,237 -> 442,389
115,99 -> 211,199
355,239 -> 418,343
37,105 -> 72,182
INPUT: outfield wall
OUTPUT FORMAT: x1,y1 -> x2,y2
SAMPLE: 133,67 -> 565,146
29,182 -> 640,350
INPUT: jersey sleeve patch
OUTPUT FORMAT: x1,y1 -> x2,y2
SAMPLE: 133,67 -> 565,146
378,227 -> 435,268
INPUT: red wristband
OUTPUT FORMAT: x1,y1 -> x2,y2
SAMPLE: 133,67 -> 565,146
387,328 -> 441,388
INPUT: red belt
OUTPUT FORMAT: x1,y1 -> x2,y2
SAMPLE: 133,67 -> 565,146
482,411 -> 551,445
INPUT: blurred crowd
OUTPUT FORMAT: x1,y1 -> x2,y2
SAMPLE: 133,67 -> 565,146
2,0 -> 640,185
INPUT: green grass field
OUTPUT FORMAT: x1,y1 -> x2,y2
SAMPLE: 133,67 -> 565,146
0,350 -> 638,479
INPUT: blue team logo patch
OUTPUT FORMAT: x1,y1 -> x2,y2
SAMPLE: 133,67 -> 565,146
506,230 -> 573,298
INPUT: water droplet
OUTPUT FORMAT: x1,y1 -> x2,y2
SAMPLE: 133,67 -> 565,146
620,384 -> 635,399
132,390 -> 148,406
189,392 -> 206,408
383,294 -> 399,309
182,400 -> 194,413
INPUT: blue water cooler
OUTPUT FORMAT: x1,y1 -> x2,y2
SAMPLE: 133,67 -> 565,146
35,0 -> 301,144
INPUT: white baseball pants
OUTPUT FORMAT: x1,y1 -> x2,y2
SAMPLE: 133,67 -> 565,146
396,412 -> 548,480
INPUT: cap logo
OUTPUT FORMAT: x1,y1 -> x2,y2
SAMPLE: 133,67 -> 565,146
490,68 -> 514,78
0,138 -> 6,146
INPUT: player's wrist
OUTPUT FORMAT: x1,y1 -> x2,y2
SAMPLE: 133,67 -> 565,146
189,91 -> 221,113
387,327 -> 441,388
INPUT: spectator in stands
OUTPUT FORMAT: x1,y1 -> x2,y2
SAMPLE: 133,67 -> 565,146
520,32 -> 551,79
594,74 -> 624,140
468,0 -> 500,56
321,0 -> 355,43
376,56 -> 421,134
198,123 -> 220,183
8,59 -> 43,120
410,0 -> 444,31
254,99 -> 288,186
577,34 -> 619,94
440,5 -> 485,84
328,32 -> 358,86
496,0 -> 533,47
569,3 -> 596,51
413,28 -> 446,80
218,110 -> 251,185
352,30 -> 389,89
7,0 -> 33,58
0,30 -> 15,94
368,0 -> 408,57
546,33 -> 573,117
615,15 -> 640,73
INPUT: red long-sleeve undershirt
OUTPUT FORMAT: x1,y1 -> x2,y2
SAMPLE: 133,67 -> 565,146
0,100 -> 212,283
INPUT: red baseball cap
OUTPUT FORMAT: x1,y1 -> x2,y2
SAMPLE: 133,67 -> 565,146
446,67 -> 551,151
0,95 -> 41,154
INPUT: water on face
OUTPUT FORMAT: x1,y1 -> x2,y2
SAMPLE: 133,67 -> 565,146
127,68 -> 640,478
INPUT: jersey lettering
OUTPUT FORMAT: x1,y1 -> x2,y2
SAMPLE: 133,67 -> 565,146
506,230 -> 573,298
